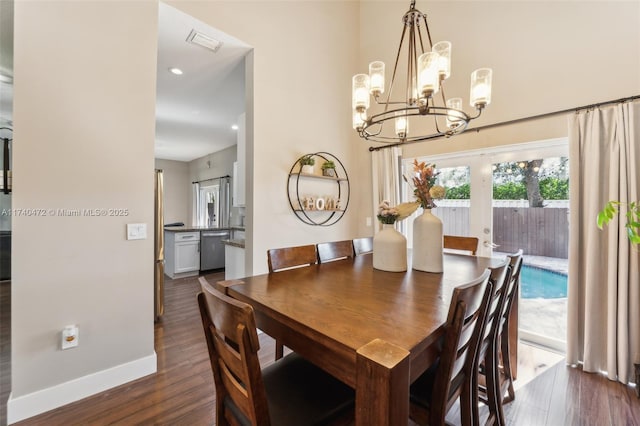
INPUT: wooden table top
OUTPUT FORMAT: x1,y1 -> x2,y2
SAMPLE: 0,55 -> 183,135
226,253 -> 505,364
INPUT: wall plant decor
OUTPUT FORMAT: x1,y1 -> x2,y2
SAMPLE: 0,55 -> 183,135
287,152 -> 350,226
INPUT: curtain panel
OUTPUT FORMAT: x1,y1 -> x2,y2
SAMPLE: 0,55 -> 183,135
567,101 -> 640,384
371,147 -> 402,233
192,182 -> 200,226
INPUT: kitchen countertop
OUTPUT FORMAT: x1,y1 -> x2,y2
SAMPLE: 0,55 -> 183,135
164,226 -> 245,233
222,238 -> 245,248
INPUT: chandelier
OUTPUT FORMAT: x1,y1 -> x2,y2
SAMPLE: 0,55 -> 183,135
352,0 -> 493,144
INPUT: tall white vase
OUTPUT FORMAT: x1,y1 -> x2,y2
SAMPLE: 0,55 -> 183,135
412,209 -> 443,273
373,224 -> 407,272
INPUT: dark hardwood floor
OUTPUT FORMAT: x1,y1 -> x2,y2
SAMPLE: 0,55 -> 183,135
2,274 -> 639,425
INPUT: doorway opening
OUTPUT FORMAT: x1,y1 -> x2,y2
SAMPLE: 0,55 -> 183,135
403,138 -> 569,353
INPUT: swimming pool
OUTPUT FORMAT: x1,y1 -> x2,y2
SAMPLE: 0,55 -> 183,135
520,265 -> 567,299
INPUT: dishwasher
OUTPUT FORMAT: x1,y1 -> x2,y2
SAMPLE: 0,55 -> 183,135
200,230 -> 230,271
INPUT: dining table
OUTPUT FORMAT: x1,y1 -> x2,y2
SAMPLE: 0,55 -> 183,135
216,252 -> 507,425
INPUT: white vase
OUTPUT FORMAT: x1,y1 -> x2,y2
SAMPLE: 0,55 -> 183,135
301,164 -> 314,174
412,209 -> 443,273
373,224 -> 407,272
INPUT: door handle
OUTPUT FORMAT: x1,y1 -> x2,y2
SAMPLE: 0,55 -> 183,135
483,240 -> 499,248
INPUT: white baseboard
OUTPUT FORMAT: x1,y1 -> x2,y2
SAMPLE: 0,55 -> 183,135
7,352 -> 157,424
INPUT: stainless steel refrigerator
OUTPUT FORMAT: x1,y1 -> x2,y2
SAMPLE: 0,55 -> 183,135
154,169 -> 164,320
218,176 -> 231,228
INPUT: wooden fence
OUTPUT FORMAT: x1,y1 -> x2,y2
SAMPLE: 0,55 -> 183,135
434,207 -> 569,259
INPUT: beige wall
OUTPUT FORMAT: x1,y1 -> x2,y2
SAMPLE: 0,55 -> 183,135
155,159 -> 189,226
189,144 -> 236,183
10,0 -> 640,421
10,0 -> 157,421
170,1 -> 362,275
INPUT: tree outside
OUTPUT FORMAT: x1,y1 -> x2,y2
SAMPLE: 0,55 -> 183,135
436,157 -> 569,203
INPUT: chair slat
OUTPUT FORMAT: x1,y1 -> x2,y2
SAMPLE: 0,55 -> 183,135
443,235 -> 479,255
317,240 -> 355,263
267,245 -> 317,272
353,237 -> 373,256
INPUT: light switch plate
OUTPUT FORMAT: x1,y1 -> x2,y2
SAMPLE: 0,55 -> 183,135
127,223 -> 147,240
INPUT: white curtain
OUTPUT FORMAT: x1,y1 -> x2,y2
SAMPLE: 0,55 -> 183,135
567,101 -> 640,384
192,182 -> 200,226
371,147 -> 402,233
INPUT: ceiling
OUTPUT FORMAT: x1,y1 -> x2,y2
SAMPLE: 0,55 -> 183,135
0,1 -> 252,162
155,3 -> 251,162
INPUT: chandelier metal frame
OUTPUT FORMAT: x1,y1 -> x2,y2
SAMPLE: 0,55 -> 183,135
353,0 -> 491,144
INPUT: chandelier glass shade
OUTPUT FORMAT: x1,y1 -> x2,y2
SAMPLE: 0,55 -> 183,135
352,0 -> 493,144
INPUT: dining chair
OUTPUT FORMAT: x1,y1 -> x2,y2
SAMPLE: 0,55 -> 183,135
409,269 -> 493,426
471,261 -> 511,426
443,235 -> 479,255
198,277 -> 355,426
476,250 -> 523,426
352,236 -> 373,255
496,250 -> 524,419
267,244 -> 318,272
317,240 -> 355,263
267,244 -> 318,359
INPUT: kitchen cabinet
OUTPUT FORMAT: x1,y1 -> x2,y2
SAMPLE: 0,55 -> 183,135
225,244 -> 245,280
165,231 -> 200,278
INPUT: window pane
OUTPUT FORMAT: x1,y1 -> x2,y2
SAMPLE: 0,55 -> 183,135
432,165 -> 471,236
492,156 -> 569,350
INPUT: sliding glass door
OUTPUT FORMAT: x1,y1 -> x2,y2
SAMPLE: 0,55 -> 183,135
403,138 -> 569,351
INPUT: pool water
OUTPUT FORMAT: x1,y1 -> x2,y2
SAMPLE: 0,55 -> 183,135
520,265 -> 568,299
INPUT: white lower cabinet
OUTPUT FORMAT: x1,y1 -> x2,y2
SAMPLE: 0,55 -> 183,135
165,231 -> 200,278
225,244 -> 245,280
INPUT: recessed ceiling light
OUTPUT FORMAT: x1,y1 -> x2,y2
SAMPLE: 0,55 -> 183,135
231,124 -> 239,130
168,67 -> 183,75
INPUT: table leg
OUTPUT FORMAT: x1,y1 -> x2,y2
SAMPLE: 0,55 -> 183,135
356,339 -> 411,426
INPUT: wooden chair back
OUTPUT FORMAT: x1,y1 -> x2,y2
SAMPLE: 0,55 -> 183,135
477,261 -> 510,360
353,237 -> 373,255
267,244 -> 317,272
472,261 -> 511,425
267,244 -> 318,359
496,249 -> 524,411
197,277 -> 267,426
500,250 -> 523,340
443,235 -> 479,255
420,269 -> 492,425
317,240 -> 355,263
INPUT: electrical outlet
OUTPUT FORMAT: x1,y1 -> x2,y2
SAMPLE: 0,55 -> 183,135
62,325 -> 79,350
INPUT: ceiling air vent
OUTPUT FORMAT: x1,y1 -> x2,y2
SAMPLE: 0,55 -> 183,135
186,29 -> 223,53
